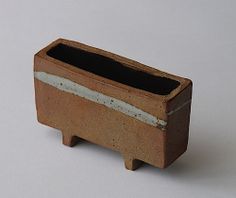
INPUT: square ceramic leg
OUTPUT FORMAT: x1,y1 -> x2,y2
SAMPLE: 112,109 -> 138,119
62,131 -> 79,147
123,155 -> 143,171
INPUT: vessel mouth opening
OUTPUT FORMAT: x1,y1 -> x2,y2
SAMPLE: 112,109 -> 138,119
47,43 -> 180,95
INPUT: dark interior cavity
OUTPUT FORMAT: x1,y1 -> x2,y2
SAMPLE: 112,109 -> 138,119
47,44 -> 180,95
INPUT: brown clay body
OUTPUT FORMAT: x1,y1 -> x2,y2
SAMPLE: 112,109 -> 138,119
34,38 -> 192,170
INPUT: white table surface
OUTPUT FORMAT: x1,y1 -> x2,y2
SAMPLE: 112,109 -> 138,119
0,0 -> 235,197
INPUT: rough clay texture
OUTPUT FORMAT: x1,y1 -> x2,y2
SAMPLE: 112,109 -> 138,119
34,38 -> 192,170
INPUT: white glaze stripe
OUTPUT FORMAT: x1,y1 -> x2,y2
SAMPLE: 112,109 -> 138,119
167,100 -> 191,116
34,71 -> 167,129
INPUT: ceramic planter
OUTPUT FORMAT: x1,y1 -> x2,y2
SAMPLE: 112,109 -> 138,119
34,38 -> 192,170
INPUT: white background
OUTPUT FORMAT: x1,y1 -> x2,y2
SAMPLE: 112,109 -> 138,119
0,0 -> 236,197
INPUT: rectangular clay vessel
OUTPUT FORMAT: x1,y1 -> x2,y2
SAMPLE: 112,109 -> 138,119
34,38 -> 192,170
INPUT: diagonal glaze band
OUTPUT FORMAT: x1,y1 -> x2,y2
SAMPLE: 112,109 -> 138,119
34,71 -> 167,129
